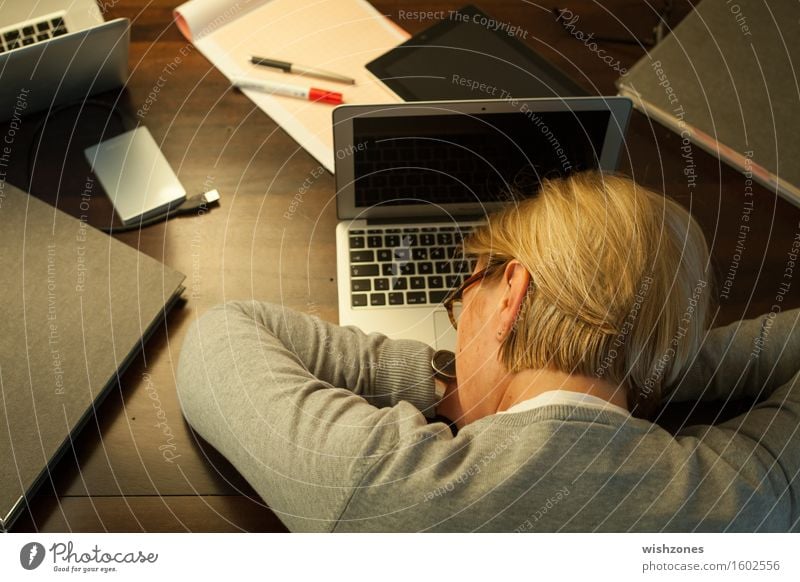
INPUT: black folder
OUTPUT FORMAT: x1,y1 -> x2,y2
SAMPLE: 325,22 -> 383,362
0,182 -> 185,530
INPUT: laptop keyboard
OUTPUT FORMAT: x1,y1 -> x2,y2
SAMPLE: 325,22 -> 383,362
348,224 -> 480,308
0,15 -> 68,53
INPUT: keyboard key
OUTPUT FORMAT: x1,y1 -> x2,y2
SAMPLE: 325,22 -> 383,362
385,235 -> 400,247
437,233 -> 453,245
37,33 -> 49,41
21,37 -> 34,45
390,277 -> 408,290
352,294 -> 368,307
412,248 -> 428,261
53,26 -> 67,36
407,292 -> 427,304
420,234 -> 435,246
22,26 -> 34,35
370,293 -> 386,306
367,235 -> 382,248
430,247 -> 445,260
388,292 -> 404,305
351,264 -> 378,277
51,17 -> 65,27
350,250 -> 374,263
435,261 -> 451,274
349,236 -> 365,249
37,22 -> 50,32
374,278 -> 389,291
393,248 -> 410,262
410,277 -> 425,289
446,275 -> 460,288
382,263 -> 399,277
402,227 -> 419,233
3,31 -> 19,42
454,260 -> 471,273
351,279 -> 371,292
427,276 -> 444,288
386,228 -> 401,233
7,40 -> 20,49
377,249 -> 392,262
447,247 -> 459,258
429,291 -> 449,303
367,229 -> 382,234
418,262 -> 433,275
399,263 -> 415,275
0,46 -> 4,54
401,234 -> 418,246
421,227 -> 437,232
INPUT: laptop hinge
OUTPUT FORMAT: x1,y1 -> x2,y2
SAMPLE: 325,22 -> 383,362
365,215 -> 485,225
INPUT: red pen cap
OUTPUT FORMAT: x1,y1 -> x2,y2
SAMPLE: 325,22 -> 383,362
309,88 -> 343,105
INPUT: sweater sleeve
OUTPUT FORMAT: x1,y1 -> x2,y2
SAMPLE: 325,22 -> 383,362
175,301 -> 441,531
219,300 -> 439,414
664,307 -> 800,403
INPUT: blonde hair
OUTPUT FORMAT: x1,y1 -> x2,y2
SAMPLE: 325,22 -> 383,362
464,171 -> 713,418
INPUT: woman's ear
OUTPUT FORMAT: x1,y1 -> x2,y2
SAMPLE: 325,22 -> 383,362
497,261 -> 530,341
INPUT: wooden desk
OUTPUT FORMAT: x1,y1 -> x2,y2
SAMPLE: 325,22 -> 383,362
6,0 -> 799,532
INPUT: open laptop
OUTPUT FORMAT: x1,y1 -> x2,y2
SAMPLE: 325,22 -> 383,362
0,0 -> 129,122
333,97 -> 631,350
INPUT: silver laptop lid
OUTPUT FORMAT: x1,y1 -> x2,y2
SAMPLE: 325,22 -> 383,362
0,18 -> 129,122
333,97 -> 631,221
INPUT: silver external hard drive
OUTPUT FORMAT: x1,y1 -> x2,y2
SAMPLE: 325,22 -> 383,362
85,127 -> 186,225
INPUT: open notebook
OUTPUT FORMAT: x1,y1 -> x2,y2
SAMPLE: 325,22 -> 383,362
173,0 -> 408,172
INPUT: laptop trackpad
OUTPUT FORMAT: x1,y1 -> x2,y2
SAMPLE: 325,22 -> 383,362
433,310 -> 457,351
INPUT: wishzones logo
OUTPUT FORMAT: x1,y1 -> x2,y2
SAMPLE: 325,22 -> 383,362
20,542 -> 46,570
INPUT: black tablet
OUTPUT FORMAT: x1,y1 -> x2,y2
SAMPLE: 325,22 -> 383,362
366,5 -> 587,101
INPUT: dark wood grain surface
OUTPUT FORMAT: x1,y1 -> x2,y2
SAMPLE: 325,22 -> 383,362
5,0 -> 799,532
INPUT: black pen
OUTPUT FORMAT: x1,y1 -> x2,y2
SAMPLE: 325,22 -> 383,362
250,56 -> 356,85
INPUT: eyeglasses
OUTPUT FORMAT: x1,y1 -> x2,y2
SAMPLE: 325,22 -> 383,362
442,261 -> 507,329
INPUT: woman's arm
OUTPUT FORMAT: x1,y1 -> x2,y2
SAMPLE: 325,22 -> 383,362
665,308 -> 800,403
175,301 -> 443,531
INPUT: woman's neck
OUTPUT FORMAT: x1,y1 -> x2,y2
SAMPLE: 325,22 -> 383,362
496,368 -> 629,412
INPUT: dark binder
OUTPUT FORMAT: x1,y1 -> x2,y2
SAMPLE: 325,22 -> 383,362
0,182 -> 185,530
616,0 -> 800,206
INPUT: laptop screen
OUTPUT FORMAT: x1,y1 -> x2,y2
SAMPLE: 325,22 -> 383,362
334,98 -> 631,220
351,110 -> 611,209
